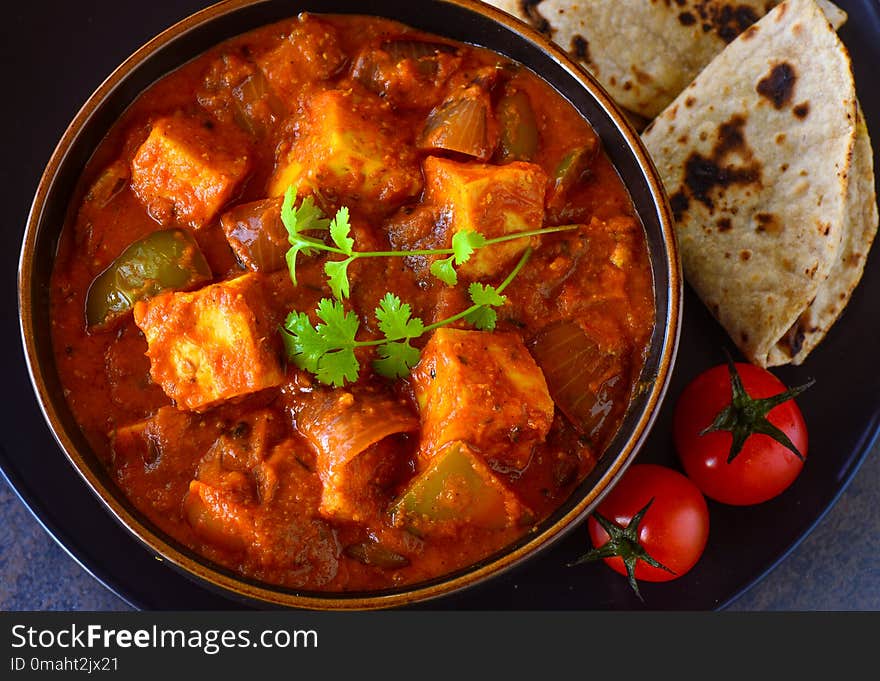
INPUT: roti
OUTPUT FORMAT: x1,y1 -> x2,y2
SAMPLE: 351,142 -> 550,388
766,107 -> 878,365
642,0 -> 873,367
487,0 -> 847,119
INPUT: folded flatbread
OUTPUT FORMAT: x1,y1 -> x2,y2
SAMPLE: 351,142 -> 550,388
486,0 -> 846,119
766,106 -> 877,365
642,0 -> 877,367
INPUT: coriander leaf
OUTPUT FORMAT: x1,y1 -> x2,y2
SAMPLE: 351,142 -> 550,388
281,184 -> 299,236
297,197 -> 331,233
324,258 -> 353,300
374,340 -> 422,379
285,246 -> 303,286
281,185 -> 330,239
430,256 -> 458,286
375,293 -> 425,340
318,349 -> 360,388
465,282 -> 506,331
452,230 -> 487,265
282,311 -> 324,373
329,206 -> 354,255
282,185 -> 331,286
468,282 -> 507,308
464,305 -> 498,331
315,298 -> 359,345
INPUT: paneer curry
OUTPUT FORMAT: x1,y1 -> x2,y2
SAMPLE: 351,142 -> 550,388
50,13 -> 655,591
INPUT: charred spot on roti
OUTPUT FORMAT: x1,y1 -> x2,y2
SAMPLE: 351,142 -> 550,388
633,67 -> 653,85
688,2 -> 761,43
518,0 -> 552,37
776,0 -> 788,20
678,134 -> 690,145
756,62 -> 797,109
669,190 -> 691,222
717,217 -> 733,232
775,133 -> 786,144
679,11 -> 697,26
679,115 -> 762,213
685,96 -> 697,108
713,5 -> 761,42
740,250 -> 751,261
683,155 -> 760,211
742,24 -> 760,40
755,212 -> 781,234
780,163 -> 789,172
717,115 -> 750,153
571,35 -> 591,64
793,102 -> 810,119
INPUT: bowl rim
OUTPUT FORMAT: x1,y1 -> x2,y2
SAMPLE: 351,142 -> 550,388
18,0 -> 681,610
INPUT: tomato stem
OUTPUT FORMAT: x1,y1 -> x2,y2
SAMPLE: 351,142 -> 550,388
700,354 -> 814,464
568,498 -> 674,602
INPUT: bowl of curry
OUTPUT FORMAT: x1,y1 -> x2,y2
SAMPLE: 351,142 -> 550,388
19,0 -> 680,609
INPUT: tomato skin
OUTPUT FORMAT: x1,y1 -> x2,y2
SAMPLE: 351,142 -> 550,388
587,464 -> 709,582
673,363 -> 808,505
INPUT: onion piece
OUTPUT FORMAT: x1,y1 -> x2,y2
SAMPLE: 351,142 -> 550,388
418,86 -> 497,160
231,70 -> 284,137
528,321 -> 630,443
220,197 -> 288,273
352,39 -> 460,109
84,159 -> 130,208
296,388 -> 419,475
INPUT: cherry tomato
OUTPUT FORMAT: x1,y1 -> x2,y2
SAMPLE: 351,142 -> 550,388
673,361 -> 810,506
583,464 -> 709,585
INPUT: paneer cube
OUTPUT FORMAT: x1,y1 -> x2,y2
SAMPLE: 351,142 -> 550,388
131,112 -> 251,228
268,90 -> 422,212
133,273 -> 283,412
411,329 -> 554,470
423,157 -> 547,278
391,441 -> 532,536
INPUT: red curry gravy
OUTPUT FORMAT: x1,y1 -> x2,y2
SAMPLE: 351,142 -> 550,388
50,13 -> 654,592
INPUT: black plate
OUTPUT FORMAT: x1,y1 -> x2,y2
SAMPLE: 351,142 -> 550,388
4,0 -> 879,611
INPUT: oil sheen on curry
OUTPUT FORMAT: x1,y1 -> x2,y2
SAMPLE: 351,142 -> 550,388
50,13 -> 655,592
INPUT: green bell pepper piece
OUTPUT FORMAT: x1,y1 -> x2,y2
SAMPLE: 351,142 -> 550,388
85,228 -> 212,329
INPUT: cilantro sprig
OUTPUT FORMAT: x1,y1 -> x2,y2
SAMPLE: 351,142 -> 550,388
282,248 -> 533,386
281,185 -> 575,295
